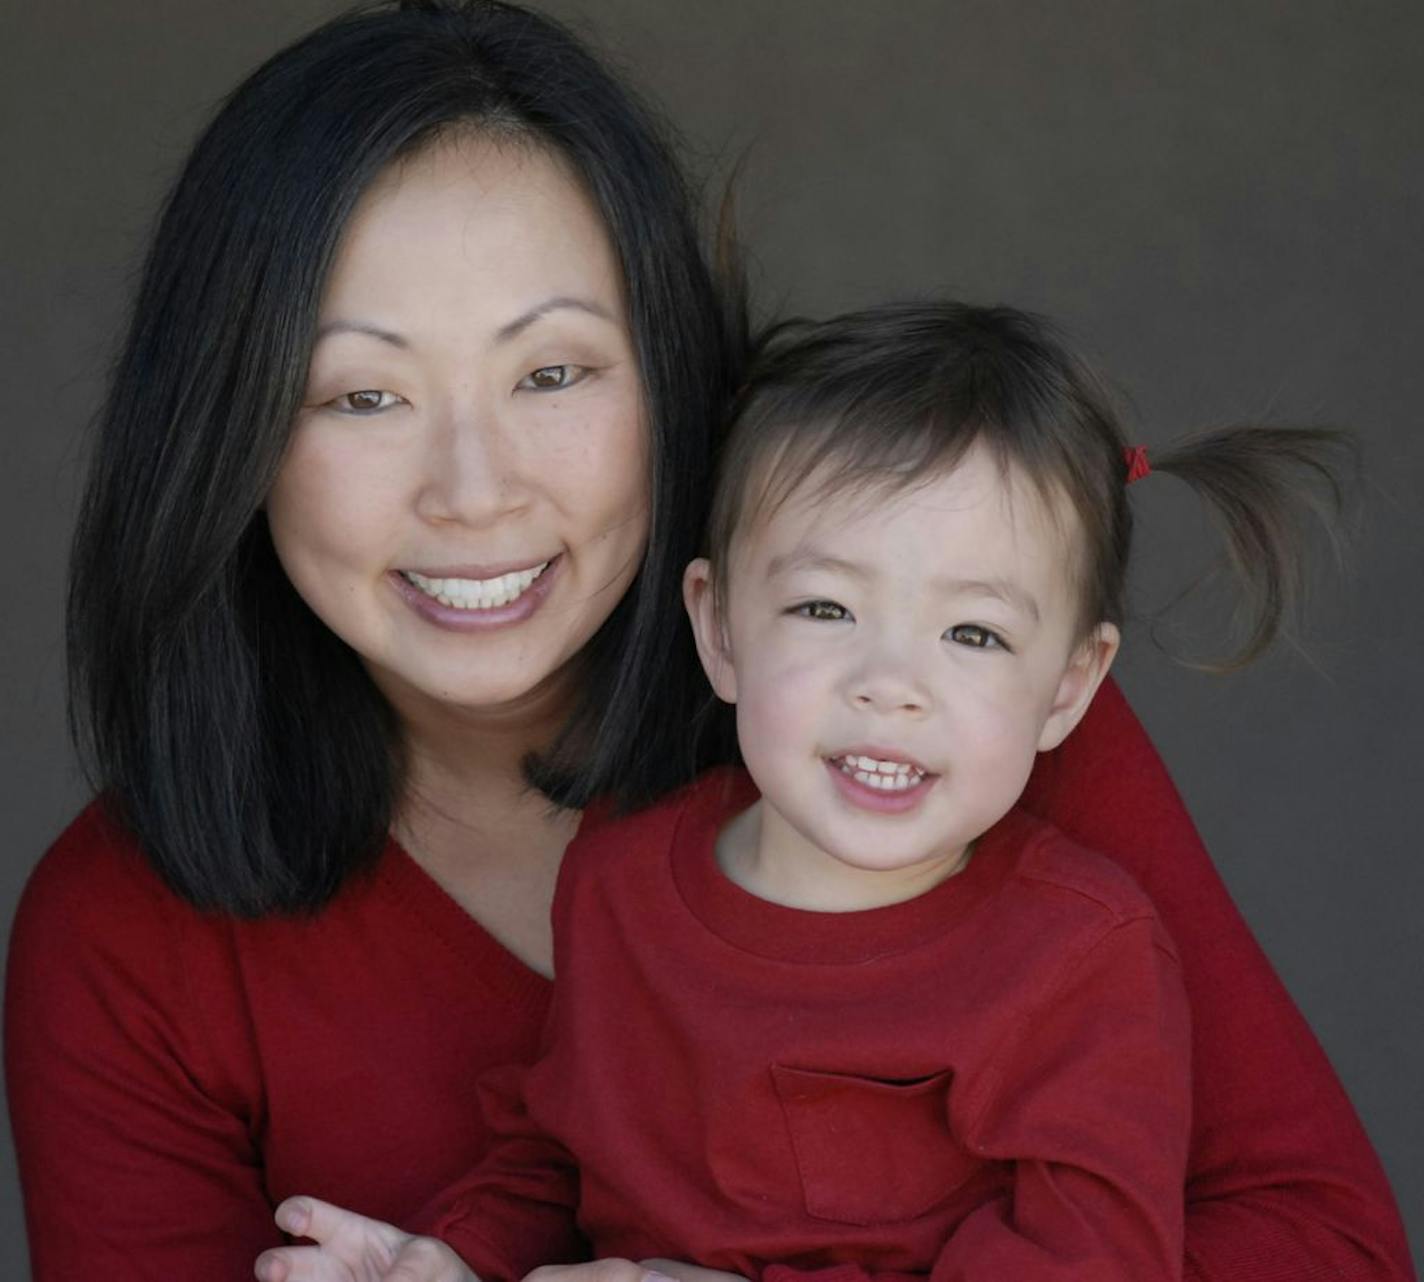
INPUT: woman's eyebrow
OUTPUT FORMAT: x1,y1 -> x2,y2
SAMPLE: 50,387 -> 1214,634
495,295 -> 615,342
313,320 -> 408,347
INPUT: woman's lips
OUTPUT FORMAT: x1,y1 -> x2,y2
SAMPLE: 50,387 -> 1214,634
401,560 -> 550,610
390,555 -> 561,630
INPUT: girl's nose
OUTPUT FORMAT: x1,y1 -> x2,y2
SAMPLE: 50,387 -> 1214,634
847,652 -> 932,717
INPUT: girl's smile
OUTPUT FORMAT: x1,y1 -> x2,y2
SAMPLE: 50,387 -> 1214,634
825,750 -> 937,812
686,442 -> 1118,912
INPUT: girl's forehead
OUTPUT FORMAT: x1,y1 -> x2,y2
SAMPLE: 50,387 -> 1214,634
749,444 -> 1072,555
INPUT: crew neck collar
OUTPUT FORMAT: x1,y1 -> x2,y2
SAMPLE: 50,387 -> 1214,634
670,768 -> 1033,965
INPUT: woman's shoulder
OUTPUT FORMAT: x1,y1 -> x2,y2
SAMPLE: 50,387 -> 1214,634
997,808 -> 1176,950
7,799 -> 239,1068
7,799 -> 262,1120
14,799 -> 186,948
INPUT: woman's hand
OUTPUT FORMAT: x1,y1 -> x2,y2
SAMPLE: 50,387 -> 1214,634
253,1196 -> 476,1282
523,1262 -> 747,1282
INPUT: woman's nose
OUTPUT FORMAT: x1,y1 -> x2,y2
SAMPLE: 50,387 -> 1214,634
415,403 -> 529,526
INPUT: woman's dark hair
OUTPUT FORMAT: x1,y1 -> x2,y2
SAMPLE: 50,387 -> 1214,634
709,301 -> 1347,666
69,0 -> 737,915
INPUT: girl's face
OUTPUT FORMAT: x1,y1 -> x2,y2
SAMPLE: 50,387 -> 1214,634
686,443 -> 1118,910
267,136 -> 648,726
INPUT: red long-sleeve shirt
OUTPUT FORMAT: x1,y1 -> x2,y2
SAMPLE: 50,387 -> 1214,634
5,681 -> 1415,1280
423,773 -> 1193,1280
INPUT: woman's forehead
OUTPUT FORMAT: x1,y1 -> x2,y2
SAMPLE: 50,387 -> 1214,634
321,135 -> 625,322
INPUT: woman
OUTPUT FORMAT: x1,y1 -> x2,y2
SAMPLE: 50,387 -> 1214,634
4,3 -> 1412,1281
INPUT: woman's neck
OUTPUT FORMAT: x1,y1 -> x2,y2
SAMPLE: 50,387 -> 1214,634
394,675 -> 574,850
377,667 -> 583,978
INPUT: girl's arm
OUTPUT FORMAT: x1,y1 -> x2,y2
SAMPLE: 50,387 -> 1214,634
405,1062 -> 587,1278
1019,677 -> 1415,1282
5,807 -> 282,1282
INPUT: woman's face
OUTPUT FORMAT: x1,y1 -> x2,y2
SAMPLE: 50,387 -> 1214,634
267,136 -> 648,724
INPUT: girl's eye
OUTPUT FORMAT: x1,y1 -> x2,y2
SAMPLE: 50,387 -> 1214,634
792,600 -> 851,622
327,389 -> 404,415
518,364 -> 587,392
946,623 -> 1007,650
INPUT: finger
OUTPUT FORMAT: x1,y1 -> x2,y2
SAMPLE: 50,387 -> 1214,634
641,1264 -> 745,1282
386,1235 -> 476,1282
275,1195 -> 402,1248
254,1244 -> 352,1282
525,1262 -> 649,1282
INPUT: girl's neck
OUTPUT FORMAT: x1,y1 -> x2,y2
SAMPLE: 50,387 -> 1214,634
716,799 -> 970,913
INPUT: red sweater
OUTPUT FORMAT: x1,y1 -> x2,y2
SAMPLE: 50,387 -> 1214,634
5,681 -> 1414,1281
423,773 -> 1193,1281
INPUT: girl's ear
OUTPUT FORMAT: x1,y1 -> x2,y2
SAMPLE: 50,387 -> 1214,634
1037,623 -> 1120,752
683,558 -> 738,703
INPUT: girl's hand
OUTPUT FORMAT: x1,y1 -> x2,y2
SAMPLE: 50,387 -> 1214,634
640,1260 -> 749,1282
253,1196 -> 476,1282
522,1263 -> 748,1282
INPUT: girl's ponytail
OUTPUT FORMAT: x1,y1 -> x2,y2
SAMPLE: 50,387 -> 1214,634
1145,424 -> 1354,670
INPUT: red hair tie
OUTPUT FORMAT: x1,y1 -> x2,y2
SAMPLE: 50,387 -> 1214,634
1123,445 -> 1151,485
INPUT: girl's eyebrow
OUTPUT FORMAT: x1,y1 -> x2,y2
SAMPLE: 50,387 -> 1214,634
931,575 -> 1041,623
768,550 -> 1041,623
766,550 -> 867,581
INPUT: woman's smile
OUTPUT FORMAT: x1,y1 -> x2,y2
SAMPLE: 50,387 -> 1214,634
266,136 -> 648,713
400,560 -> 552,610
390,558 -> 560,632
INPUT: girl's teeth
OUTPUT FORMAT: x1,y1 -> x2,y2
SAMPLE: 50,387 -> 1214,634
844,754 -> 913,775
404,562 -> 549,611
835,755 -> 925,791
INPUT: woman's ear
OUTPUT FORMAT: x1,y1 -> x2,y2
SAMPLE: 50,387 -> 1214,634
1037,623 -> 1120,752
683,558 -> 738,704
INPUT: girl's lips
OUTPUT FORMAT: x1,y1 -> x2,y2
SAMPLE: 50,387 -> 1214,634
825,755 -> 938,815
389,554 -> 561,631
830,748 -> 932,778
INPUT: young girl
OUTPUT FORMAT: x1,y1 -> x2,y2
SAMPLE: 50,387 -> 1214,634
255,300 -> 1349,1282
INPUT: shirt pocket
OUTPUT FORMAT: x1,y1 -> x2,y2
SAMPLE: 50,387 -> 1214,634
770,1063 -> 977,1226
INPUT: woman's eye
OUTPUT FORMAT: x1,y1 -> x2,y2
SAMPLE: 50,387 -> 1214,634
327,389 -> 403,414
946,623 -> 1006,650
518,364 -> 587,392
792,600 -> 851,622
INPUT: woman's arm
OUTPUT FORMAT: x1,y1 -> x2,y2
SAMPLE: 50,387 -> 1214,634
5,806 -> 281,1281
1020,677 -> 1415,1282
409,1062 -> 587,1279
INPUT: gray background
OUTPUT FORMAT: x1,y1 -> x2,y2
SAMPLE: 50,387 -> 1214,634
2,1 -> 1419,1275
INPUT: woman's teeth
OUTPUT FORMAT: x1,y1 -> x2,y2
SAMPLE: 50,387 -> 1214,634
403,562 -> 549,610
834,754 -> 926,791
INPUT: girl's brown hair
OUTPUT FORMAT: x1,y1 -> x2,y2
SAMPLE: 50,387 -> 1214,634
708,301 -> 1348,669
